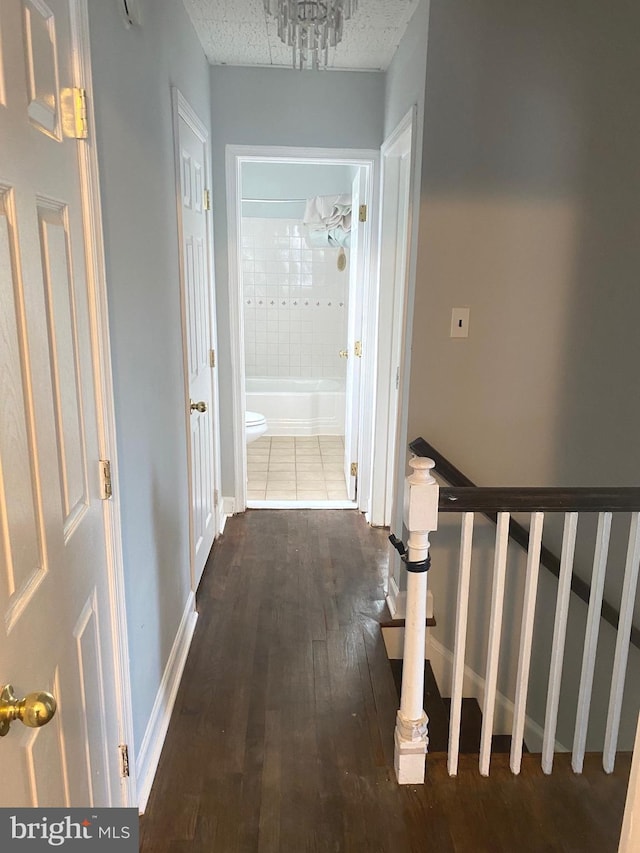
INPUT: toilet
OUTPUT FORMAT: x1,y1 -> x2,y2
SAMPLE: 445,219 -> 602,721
245,410 -> 268,444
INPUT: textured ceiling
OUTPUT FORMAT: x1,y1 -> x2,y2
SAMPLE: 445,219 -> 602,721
181,0 -> 421,71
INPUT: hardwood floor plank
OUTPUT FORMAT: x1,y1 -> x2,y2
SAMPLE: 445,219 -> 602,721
140,510 -> 631,853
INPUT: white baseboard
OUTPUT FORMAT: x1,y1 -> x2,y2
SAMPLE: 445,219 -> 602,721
426,636 -> 568,753
135,592 -> 198,814
386,576 -> 406,620
220,496 -> 235,535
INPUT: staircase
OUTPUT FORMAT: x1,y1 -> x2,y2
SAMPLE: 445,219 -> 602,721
390,444 -> 640,785
389,659 -> 524,755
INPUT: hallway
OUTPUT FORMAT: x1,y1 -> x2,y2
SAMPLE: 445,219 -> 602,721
140,511 -> 630,852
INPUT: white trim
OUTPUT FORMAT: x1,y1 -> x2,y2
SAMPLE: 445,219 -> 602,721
136,593 -> 198,814
426,636 -> 568,755
70,0 -> 136,807
247,499 -> 356,510
221,495 -> 236,517
171,87 -> 222,588
226,145 -> 379,516
386,101 -> 425,603
225,148 -> 247,513
370,107 -> 417,528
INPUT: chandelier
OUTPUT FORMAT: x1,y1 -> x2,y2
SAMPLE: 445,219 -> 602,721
264,1 -> 359,71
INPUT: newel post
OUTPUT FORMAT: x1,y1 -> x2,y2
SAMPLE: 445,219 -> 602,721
393,456 -> 439,784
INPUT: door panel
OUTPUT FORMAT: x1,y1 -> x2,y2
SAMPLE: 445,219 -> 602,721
23,0 -> 61,137
37,200 -> 88,532
0,188 -> 47,620
177,101 -> 217,588
0,0 -> 122,807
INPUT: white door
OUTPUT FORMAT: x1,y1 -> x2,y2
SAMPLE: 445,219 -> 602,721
174,92 -> 218,589
371,112 -> 415,528
343,170 -> 367,500
384,148 -> 411,522
0,0 -> 124,806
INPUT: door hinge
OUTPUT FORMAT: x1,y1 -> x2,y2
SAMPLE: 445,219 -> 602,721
354,340 -> 362,358
358,204 -> 367,223
214,489 -> 219,507
395,366 -> 400,390
72,87 -> 88,139
203,189 -> 211,211
99,459 -> 112,500
119,744 -> 130,778
209,348 -> 216,368
350,462 -> 358,477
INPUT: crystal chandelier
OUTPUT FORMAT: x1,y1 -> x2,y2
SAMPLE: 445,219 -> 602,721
264,1 -> 359,71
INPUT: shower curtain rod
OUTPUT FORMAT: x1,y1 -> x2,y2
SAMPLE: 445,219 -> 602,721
242,197 -> 307,203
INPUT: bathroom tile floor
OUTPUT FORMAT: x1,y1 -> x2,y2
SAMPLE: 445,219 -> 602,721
247,435 -> 349,501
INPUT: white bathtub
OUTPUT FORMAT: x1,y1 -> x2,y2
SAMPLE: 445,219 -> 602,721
245,377 -> 346,436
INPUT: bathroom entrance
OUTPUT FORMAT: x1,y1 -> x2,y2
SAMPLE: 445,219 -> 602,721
226,147 -> 377,510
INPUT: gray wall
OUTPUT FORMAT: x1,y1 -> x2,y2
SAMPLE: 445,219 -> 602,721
209,66 -> 385,494
410,0 -> 640,491
242,161 -> 354,219
384,0 -> 430,139
411,0 -> 640,748
88,1 -> 211,752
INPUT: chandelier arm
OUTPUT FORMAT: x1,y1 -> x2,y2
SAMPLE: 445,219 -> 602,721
265,0 -> 357,70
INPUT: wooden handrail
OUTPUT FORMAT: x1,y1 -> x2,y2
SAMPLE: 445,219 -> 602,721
440,487 -> 640,513
409,437 -> 640,649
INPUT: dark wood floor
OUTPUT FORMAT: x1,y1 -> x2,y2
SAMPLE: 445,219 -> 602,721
140,510 -> 631,853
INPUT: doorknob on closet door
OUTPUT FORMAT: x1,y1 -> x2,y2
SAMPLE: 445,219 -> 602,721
338,349 -> 349,359
0,684 -> 57,737
190,400 -> 208,413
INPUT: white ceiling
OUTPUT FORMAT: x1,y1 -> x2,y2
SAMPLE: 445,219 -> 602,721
181,0 -> 421,71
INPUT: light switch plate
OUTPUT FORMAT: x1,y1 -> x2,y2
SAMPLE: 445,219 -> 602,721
451,307 -> 470,338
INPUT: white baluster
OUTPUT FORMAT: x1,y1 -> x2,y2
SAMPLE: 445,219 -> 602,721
572,511 -> 612,773
510,511 -> 544,774
448,512 -> 474,777
603,512 -> 640,773
542,512 -> 578,774
479,512 -> 510,777
394,456 -> 439,785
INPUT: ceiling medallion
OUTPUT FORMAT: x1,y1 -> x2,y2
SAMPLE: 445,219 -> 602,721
264,1 -> 359,70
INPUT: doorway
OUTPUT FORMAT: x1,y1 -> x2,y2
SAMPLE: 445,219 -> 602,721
172,88 -> 222,590
226,147 -> 379,512
0,0 -> 133,807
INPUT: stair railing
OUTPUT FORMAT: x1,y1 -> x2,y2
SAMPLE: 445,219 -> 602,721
393,441 -> 640,782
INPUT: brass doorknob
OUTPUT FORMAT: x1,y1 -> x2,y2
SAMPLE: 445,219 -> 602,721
190,400 -> 208,413
0,684 -> 57,737
338,349 -> 349,359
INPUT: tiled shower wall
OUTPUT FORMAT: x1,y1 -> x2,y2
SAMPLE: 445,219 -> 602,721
242,218 -> 348,379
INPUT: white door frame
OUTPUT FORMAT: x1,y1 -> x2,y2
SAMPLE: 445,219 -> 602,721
225,145 -> 379,513
171,87 -> 223,590
69,0 -> 135,805
369,107 -> 418,529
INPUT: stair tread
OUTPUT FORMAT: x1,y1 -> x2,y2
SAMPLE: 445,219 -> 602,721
390,661 -> 528,755
390,659 -> 450,751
